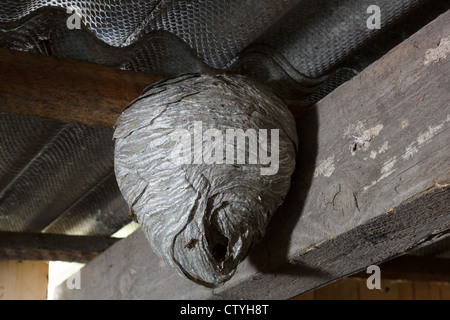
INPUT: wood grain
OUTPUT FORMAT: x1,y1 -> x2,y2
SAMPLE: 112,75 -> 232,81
0,48 -> 163,127
0,261 -> 48,300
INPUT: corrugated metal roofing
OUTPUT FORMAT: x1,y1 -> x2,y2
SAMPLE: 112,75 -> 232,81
0,0 -> 448,245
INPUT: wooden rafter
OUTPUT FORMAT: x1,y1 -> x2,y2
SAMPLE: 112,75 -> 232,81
0,231 -> 120,263
0,48 -> 163,127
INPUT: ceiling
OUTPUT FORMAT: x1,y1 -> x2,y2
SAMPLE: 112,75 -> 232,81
0,0 -> 448,255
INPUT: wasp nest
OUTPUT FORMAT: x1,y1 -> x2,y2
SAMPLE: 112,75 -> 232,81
114,74 -> 298,287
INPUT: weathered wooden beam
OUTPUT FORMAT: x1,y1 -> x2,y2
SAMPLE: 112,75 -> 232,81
54,11 -> 450,300
0,48 -> 163,127
0,231 -> 120,263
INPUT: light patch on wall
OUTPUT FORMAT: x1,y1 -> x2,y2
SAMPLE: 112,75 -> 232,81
47,261 -> 84,300
111,221 -> 140,238
424,36 -> 450,66
314,155 -> 335,178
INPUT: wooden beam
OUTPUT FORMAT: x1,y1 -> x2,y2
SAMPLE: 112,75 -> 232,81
0,48 -> 163,127
0,232 -> 120,263
54,11 -> 450,300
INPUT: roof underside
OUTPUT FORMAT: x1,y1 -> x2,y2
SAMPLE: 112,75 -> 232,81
0,0 -> 448,238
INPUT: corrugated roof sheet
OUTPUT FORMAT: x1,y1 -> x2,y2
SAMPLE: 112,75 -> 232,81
0,0 -> 448,244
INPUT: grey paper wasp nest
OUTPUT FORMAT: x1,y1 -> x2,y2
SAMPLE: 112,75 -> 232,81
114,74 -> 298,287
